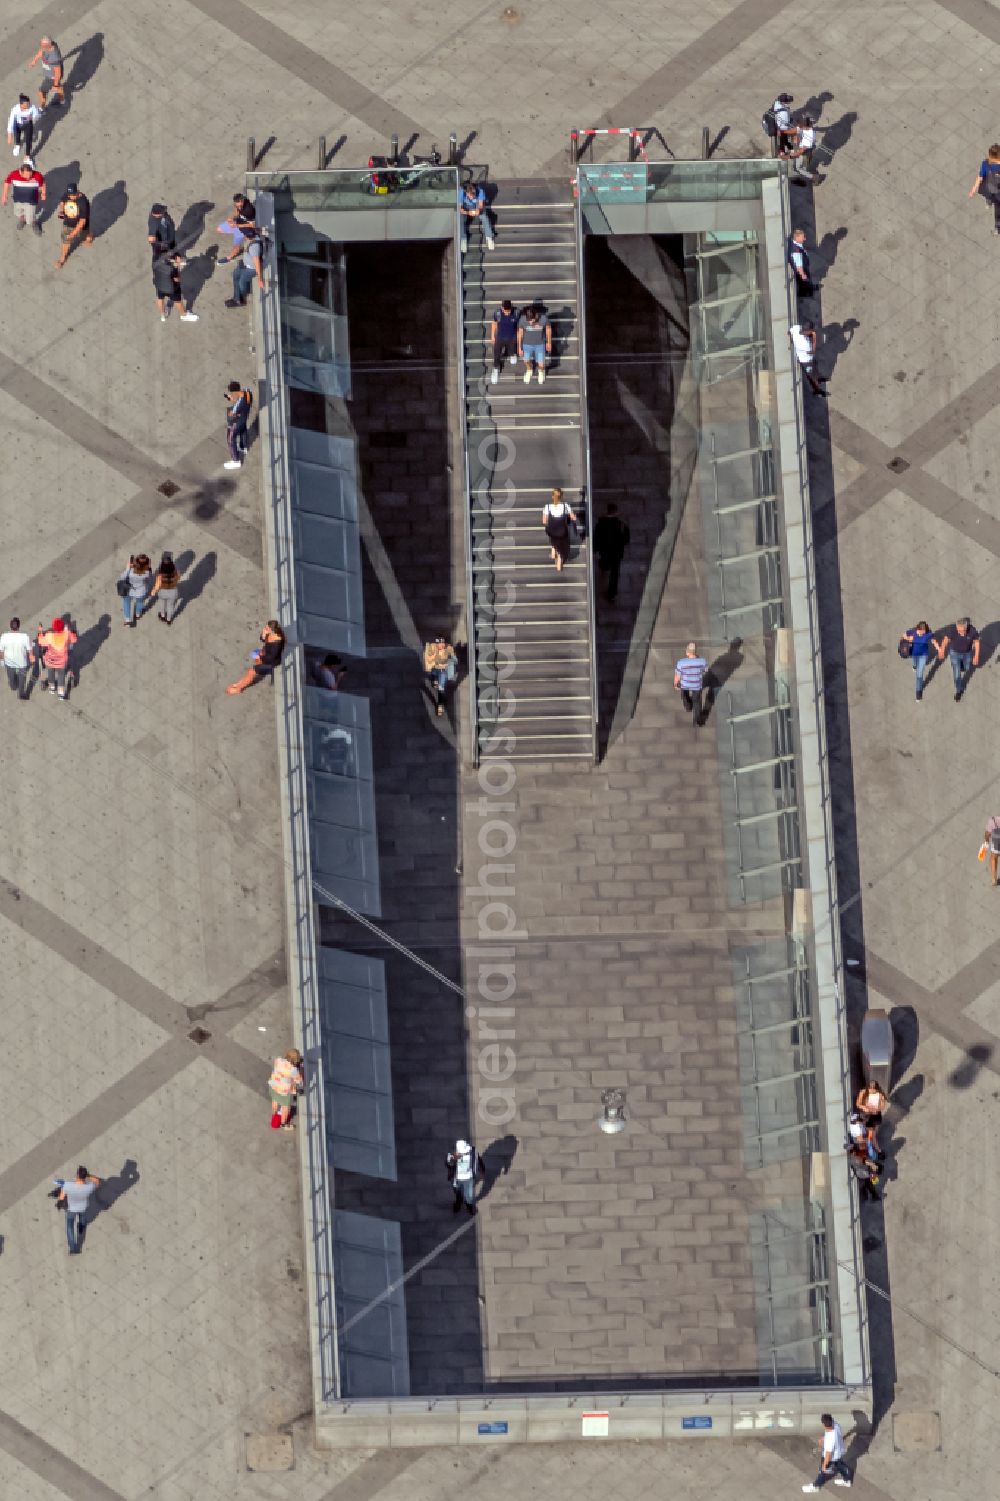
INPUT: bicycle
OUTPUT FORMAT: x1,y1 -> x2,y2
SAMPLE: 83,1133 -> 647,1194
360,148 -> 450,196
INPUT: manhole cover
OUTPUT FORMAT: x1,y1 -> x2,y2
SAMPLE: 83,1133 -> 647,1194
158,479 -> 180,497
892,1411 -> 941,1453
245,1432 -> 294,1472
886,456 -> 910,474
188,1026 -> 211,1045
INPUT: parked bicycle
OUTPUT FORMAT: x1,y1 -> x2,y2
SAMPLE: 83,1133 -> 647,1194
361,148 -> 450,195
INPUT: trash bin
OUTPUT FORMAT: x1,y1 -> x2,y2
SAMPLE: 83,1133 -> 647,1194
860,1008 -> 893,1095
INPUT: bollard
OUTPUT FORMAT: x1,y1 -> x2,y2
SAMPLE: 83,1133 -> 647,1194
246,136 -> 256,172
318,135 -> 326,170
628,132 -> 636,163
390,132 -> 399,165
701,125 -> 710,160
448,131 -> 458,165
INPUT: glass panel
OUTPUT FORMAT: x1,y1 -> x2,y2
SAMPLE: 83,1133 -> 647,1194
248,165 -> 460,213
647,159 -> 782,201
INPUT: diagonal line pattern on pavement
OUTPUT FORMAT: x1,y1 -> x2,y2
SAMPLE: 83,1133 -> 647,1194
535,0 -> 795,174
935,0 -> 1000,45
865,948 -> 1000,1076
0,1404 -> 127,1501
186,0 -> 429,140
0,0 -> 105,83
0,874 -> 281,1089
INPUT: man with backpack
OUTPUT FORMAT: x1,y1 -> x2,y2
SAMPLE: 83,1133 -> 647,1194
763,93 -> 795,155
490,298 -> 519,384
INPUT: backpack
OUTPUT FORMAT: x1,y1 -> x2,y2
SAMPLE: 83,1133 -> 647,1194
984,167 -> 1000,202
762,108 -> 778,138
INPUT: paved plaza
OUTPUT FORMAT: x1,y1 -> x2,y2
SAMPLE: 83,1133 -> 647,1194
1,0 -> 999,1497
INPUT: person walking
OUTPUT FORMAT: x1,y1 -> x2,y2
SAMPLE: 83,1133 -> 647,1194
147,202 -> 176,261
790,320 -> 827,396
424,636 -> 458,717
149,551 -> 182,623
2,157 -> 45,233
54,183 -> 92,268
980,813 -> 1000,887
787,228 -> 814,297
968,144 -> 1000,235
226,620 -> 286,694
937,616 -> 980,701
268,1049 -> 304,1130
117,553 -> 153,627
489,298 -> 519,383
593,502 -> 630,601
542,488 -> 577,573
36,617 -> 76,697
29,37 -> 64,111
56,1166 -> 101,1255
224,232 -> 265,307
518,304 -> 552,385
7,94 -> 41,158
223,380 -> 253,469
0,616 -> 34,698
458,181 -> 494,253
446,1138 -> 483,1216
152,251 -> 199,322
847,1109 -> 884,1166
801,1412 -> 852,1492
899,619 -> 935,700
783,116 -> 817,181
675,641 -> 708,723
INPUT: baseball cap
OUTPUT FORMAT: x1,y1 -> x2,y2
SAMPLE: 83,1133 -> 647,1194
51,617 -> 64,631
22,157 -> 34,169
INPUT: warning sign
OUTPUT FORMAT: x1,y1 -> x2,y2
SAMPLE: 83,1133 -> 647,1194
582,1411 -> 610,1437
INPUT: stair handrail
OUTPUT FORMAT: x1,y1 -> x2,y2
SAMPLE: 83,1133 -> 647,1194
573,169 -> 600,762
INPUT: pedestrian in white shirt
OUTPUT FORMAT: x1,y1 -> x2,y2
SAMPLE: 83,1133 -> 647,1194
7,94 -> 41,158
0,615 -> 35,698
784,116 -> 818,180
802,1412 -> 852,1491
790,321 -> 827,397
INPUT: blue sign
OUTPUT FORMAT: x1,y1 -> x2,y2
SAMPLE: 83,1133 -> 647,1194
682,1416 -> 713,1431
478,1422 -> 509,1436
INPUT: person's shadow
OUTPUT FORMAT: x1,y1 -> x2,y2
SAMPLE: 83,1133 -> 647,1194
879,1072 -> 923,1183
181,245 -> 218,311
799,90 -> 835,124
701,637 -> 743,726
976,618 -> 1000,667
92,179 -> 127,240
479,1134 -> 518,1202
822,317 -> 860,377
93,1158 -> 140,1216
66,611 -> 111,681
176,198 -> 215,252
817,226 -> 848,272
173,550 -> 217,619
821,110 -> 858,157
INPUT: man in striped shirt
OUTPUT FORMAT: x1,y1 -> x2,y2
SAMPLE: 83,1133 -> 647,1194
674,641 -> 708,724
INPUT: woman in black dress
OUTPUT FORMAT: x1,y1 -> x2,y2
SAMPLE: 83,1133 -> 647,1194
542,487 -> 577,573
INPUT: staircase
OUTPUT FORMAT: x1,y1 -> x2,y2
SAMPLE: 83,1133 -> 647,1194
460,181 -> 597,762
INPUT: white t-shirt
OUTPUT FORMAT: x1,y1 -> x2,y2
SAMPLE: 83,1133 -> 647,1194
798,126 -> 816,152
0,630 -> 32,669
790,325 -> 813,366
822,1421 -> 845,1462
7,102 -> 41,134
773,98 -> 792,131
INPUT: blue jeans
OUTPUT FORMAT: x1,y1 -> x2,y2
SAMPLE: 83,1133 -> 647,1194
812,1458 -> 851,1487
950,649 -> 972,691
122,594 -> 144,624
232,265 -> 255,303
455,1176 -> 475,1207
912,652 -> 930,695
66,1210 -> 84,1252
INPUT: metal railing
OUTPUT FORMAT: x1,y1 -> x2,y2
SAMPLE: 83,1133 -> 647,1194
456,200 -> 486,764
254,193 -> 341,1404
572,174 -> 600,761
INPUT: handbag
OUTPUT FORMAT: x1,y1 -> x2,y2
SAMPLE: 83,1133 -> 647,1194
116,577 -> 130,598
897,638 -> 912,659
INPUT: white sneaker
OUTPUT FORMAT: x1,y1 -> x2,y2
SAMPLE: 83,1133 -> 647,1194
833,1481 -> 851,1489
485,237 -> 495,250
538,366 -> 546,385
12,145 -> 19,157
180,312 -> 199,322
523,367 -> 532,384
490,367 -> 498,384
223,460 -> 242,470
510,354 -> 517,366
802,1488 -> 819,1495
160,314 -> 167,322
